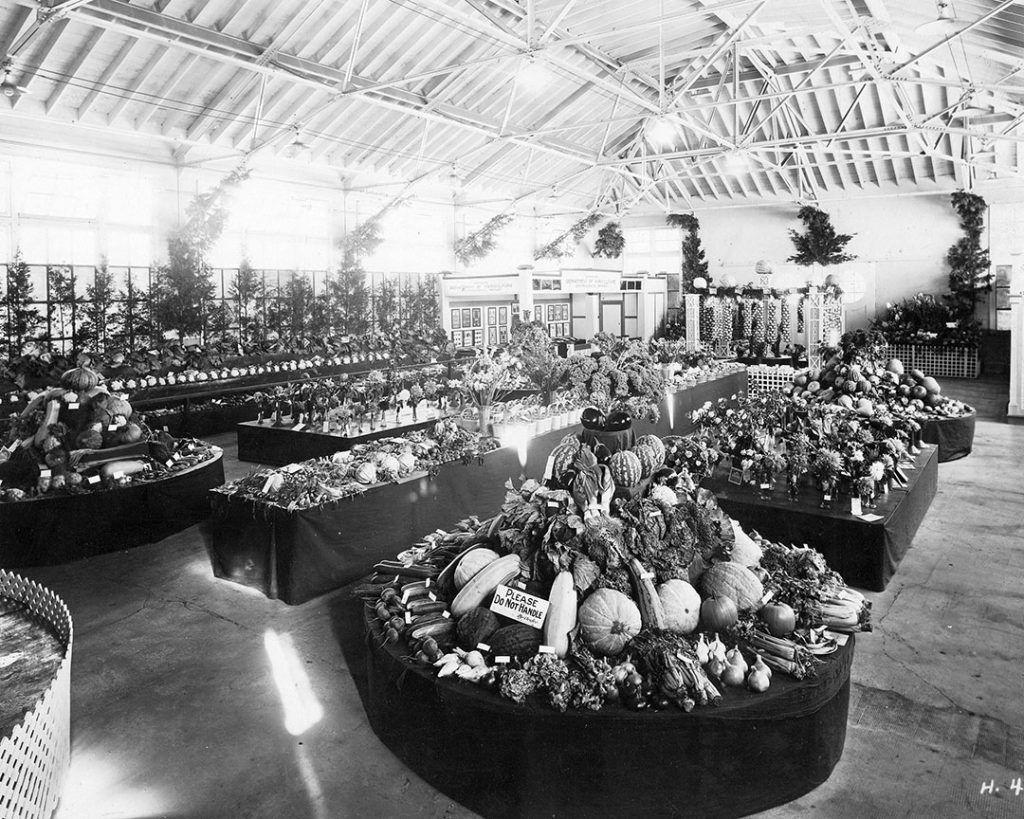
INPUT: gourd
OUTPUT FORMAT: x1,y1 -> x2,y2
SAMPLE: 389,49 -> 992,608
34,400 -> 62,447
608,450 -> 642,487
488,624 -> 542,658
729,520 -> 763,567
454,548 -> 500,589
456,607 -> 500,650
625,558 -> 666,630
633,445 -> 659,479
450,553 -> 521,618
657,579 -> 701,634
921,376 -> 940,395
635,434 -> 665,466
61,366 -> 101,391
578,588 -> 642,657
542,571 -> 576,658
700,562 -> 764,611
99,459 -> 148,480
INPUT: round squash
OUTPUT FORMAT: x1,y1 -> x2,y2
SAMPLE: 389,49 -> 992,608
578,588 -> 641,657
700,562 -> 764,611
61,366 -> 101,391
921,376 -> 940,395
657,579 -> 701,634
454,548 -> 500,590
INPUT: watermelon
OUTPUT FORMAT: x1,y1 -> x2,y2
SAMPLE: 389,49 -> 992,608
609,450 -> 642,487
634,445 -> 659,478
635,435 -> 666,466
550,442 -> 580,481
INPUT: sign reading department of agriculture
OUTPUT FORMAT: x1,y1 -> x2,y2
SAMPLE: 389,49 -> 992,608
489,584 -> 550,629
560,269 -> 622,293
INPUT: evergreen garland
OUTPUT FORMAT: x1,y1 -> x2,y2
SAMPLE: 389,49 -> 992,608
944,190 -> 991,345
786,205 -> 856,266
534,213 -> 602,260
666,213 -> 709,291
3,251 -> 43,357
455,213 -> 514,266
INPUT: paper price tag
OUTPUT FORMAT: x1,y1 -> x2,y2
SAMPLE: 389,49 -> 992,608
825,630 -> 850,646
850,497 -> 863,516
823,494 -> 832,502
113,471 -> 126,480
641,571 -> 655,581
490,584 -> 550,629
67,402 -> 80,410
494,655 -> 511,664
87,475 -> 101,485
428,591 -> 437,602
758,590 -> 774,607
109,419 -> 123,430
166,460 -> 174,468
292,422 -> 306,431
441,610 -> 451,619
538,645 -> 555,655
260,474 -> 278,494
172,452 -> 182,462
423,577 -> 431,588
0,479 -> 4,488
404,612 -> 412,625
39,469 -> 51,478
476,643 -> 491,653
322,421 -> 330,433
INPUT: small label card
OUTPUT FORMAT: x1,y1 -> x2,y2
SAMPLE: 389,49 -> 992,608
494,655 -> 511,664
823,493 -> 832,502
260,474 -> 280,494
476,643 -> 491,653
490,584 -> 550,629
87,474 -> 101,485
858,512 -> 883,522
537,645 -> 556,655
850,497 -> 863,516
112,470 -> 126,480
727,467 -> 744,486
166,460 -> 174,468
292,422 -> 306,431
282,463 -> 302,474
322,420 -> 330,433
67,402 -> 80,410
172,452 -> 182,462
39,469 -> 51,478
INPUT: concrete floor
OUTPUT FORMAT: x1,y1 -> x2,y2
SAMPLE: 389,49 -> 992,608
15,409 -> 1024,819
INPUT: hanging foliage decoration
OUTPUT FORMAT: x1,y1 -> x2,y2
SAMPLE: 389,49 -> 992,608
593,221 -> 625,259
534,212 -> 602,260
944,190 -> 991,346
454,213 -> 514,266
786,205 -> 856,266
666,213 -> 709,292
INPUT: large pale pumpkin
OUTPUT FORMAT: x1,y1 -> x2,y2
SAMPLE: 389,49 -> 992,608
657,579 -> 701,634
700,562 -> 764,611
578,588 -> 641,657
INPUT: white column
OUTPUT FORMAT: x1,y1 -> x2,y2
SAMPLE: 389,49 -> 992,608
1008,294 -> 1024,417
517,265 -> 534,323
685,294 -> 701,351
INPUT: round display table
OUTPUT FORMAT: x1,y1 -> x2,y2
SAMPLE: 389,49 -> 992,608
0,570 -> 73,819
364,612 -> 854,819
920,410 -> 975,462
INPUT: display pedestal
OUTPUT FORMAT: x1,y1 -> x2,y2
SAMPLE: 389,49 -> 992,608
364,610 -> 854,819
236,414 -> 442,465
920,410 -> 975,462
705,444 -> 938,591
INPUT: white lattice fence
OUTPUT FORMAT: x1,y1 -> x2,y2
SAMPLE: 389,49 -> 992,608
882,345 -> 980,379
0,572 -> 73,819
747,365 -> 807,395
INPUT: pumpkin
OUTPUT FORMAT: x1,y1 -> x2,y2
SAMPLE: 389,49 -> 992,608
454,548 -> 500,589
609,450 -> 642,487
701,562 -> 764,611
700,595 -> 739,631
488,624 -> 542,658
658,579 -> 701,635
635,434 -> 665,466
578,588 -> 641,657
760,602 -> 797,637
456,607 -> 500,650
61,366 -> 101,391
633,445 -> 659,478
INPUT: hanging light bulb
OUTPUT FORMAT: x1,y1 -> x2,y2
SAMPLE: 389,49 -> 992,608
283,125 -> 311,160
517,53 -> 551,93
913,0 -> 960,36
644,115 -> 678,149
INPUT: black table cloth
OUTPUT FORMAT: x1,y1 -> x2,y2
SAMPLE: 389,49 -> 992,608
364,609 -> 854,819
1,449 -> 225,568
920,410 -> 975,462
635,370 -> 748,439
235,416 -> 442,465
210,376 -> 746,605
706,444 -> 938,591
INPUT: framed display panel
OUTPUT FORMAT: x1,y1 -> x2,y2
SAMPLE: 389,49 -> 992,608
487,306 -> 497,326
451,309 -> 461,329
461,308 -> 472,327
472,308 -> 482,327
499,306 -> 508,324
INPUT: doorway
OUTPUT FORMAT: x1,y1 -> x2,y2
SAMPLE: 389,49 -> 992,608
600,300 -> 623,336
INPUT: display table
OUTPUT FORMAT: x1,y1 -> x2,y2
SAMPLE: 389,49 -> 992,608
920,410 -> 975,462
236,414 -> 443,465
364,608 -> 854,819
635,369 -> 748,438
706,445 -> 938,592
1,448 -> 225,568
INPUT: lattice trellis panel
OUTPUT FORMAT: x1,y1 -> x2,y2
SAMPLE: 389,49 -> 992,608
0,572 -> 73,819
882,344 -> 980,379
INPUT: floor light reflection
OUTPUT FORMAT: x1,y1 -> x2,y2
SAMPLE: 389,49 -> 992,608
264,629 -> 323,736
56,750 -> 164,818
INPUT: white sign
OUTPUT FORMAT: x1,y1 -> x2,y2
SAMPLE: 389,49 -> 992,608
445,275 -> 517,298
489,583 -> 550,629
560,269 -> 621,293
